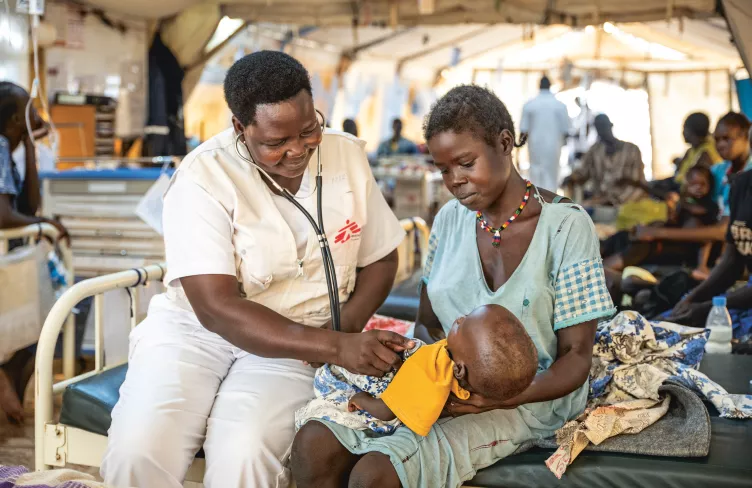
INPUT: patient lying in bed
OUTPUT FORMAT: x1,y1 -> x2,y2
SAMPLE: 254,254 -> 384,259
295,304 -> 538,436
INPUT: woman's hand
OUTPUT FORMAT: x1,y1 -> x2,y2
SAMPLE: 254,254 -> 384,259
441,392 -> 519,418
336,330 -> 414,377
632,225 -> 660,242
672,296 -> 694,317
668,300 -> 711,327
42,218 -> 70,246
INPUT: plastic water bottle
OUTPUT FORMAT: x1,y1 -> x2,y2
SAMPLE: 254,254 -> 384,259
704,296 -> 733,354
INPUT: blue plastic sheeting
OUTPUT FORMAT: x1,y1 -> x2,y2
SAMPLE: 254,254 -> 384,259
39,168 -> 175,180
736,78 -> 752,120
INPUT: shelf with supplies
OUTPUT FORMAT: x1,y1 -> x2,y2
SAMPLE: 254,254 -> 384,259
372,155 -> 451,223
41,167 -> 174,278
51,93 -> 118,169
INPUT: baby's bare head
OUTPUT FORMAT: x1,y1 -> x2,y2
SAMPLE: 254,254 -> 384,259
446,304 -> 538,401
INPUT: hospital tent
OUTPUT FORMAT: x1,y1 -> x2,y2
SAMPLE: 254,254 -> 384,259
63,0 -> 752,177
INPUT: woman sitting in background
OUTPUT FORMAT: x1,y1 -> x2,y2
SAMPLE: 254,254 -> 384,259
647,112 -> 722,198
0,82 -> 68,423
666,169 -> 752,334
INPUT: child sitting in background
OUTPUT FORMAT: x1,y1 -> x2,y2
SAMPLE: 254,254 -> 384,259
295,304 -> 538,437
602,165 -> 719,277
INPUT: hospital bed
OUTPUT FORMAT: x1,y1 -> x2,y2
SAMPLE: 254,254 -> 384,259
33,221 -> 752,487
0,223 -> 76,379
33,218 -> 429,486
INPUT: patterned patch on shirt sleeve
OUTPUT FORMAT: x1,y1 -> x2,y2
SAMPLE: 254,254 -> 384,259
422,232 -> 439,282
553,257 -> 615,330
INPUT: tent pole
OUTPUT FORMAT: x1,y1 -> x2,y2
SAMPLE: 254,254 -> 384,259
728,70 -> 733,112
645,71 -> 659,179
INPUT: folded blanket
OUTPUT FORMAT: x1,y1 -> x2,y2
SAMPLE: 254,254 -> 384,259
0,465 -> 107,488
545,311 -> 752,478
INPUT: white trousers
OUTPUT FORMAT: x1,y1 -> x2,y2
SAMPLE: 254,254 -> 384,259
101,295 -> 316,488
528,144 -> 563,192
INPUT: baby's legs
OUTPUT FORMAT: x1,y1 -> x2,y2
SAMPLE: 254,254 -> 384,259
691,243 -> 713,281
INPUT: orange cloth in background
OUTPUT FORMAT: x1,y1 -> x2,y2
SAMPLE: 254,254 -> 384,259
381,339 -> 470,436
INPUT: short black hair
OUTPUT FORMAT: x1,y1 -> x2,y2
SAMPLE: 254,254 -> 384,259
423,85 -> 526,148
684,112 -> 710,138
540,75 -> 551,90
342,118 -> 358,137
0,81 -> 28,134
717,112 -> 751,135
223,51 -> 312,126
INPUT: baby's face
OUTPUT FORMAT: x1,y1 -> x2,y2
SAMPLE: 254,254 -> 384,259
686,171 -> 710,200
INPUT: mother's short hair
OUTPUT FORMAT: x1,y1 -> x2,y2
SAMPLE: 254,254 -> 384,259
423,85 -> 527,148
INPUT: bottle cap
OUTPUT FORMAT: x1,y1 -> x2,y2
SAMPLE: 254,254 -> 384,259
712,296 -> 727,307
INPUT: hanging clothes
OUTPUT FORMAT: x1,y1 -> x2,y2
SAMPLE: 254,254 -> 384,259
143,33 -> 187,157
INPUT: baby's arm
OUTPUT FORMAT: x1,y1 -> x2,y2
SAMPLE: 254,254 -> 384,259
348,392 -> 397,421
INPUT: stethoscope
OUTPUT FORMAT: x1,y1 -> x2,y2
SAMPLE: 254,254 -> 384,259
234,109 -> 341,332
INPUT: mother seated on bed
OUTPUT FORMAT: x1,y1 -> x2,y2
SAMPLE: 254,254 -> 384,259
291,85 -> 615,488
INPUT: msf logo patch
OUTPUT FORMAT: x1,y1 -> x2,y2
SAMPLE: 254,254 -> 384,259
334,220 -> 361,244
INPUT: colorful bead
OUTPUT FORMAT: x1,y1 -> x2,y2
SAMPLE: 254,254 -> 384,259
476,180 -> 532,248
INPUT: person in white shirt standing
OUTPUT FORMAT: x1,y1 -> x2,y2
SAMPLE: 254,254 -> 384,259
101,51 -> 412,488
520,76 -> 570,191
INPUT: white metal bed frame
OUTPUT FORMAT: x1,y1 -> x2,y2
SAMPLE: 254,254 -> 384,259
33,218 -> 430,487
0,223 -> 76,379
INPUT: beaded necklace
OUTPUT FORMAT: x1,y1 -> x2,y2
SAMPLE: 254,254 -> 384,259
476,180 -> 532,248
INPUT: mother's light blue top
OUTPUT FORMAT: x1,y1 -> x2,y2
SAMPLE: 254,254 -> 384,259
425,195 -> 616,419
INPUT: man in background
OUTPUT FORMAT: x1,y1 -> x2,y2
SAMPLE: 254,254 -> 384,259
377,118 -> 418,157
520,75 -> 570,191
563,113 -> 646,206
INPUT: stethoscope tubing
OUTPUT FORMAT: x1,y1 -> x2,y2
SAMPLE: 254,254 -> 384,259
234,111 -> 342,332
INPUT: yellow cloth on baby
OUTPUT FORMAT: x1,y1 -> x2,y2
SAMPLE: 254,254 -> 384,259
380,339 -> 470,437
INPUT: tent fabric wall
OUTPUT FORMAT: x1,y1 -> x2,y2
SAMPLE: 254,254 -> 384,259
722,0 -> 752,76
0,5 -> 30,86
160,1 -> 222,100
647,71 -> 736,178
180,15 -> 744,166
44,3 -> 148,137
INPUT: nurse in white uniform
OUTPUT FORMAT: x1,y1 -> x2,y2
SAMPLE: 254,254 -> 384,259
101,51 -> 411,488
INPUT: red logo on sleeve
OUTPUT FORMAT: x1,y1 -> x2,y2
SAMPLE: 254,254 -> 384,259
334,220 -> 361,244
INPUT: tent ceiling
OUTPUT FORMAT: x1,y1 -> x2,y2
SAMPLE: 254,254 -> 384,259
283,20 -> 743,75
722,0 -> 752,76
459,22 -> 742,73
77,0 -> 716,25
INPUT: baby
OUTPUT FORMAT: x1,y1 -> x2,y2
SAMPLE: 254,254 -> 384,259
295,304 -> 538,436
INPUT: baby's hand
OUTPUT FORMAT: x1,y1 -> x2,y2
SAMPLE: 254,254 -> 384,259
348,392 -> 371,412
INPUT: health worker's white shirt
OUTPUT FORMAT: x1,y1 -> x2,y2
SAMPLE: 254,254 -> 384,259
160,128 -> 406,327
